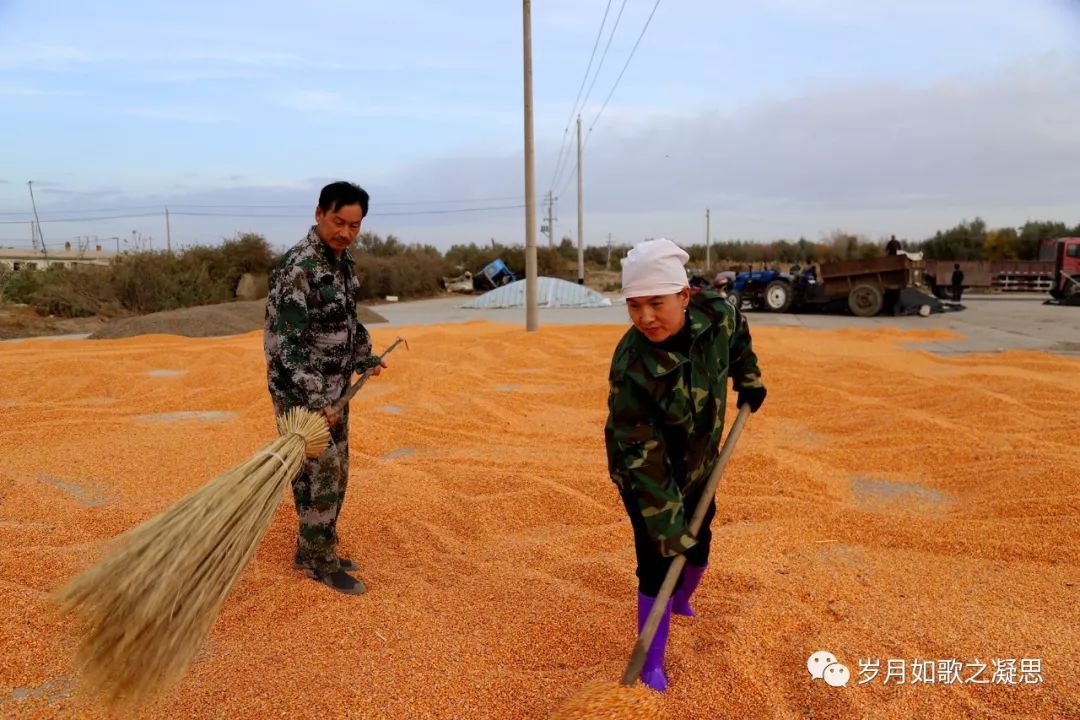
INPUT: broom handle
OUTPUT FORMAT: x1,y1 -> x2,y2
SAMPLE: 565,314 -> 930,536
330,336 -> 408,415
620,403 -> 752,686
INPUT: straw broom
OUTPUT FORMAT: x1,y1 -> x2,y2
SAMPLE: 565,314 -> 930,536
550,404 -> 752,720
53,337 -> 407,705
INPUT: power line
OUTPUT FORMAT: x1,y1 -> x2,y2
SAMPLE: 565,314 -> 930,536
557,159 -> 578,200
174,204 -> 526,218
551,0 -> 632,196
172,196 -> 525,208
0,212 -> 162,225
579,0 -> 630,121
0,205 -> 165,216
0,195 -> 527,217
0,205 -> 527,225
586,0 -> 663,146
548,0 -> 614,193
552,1 -> 666,199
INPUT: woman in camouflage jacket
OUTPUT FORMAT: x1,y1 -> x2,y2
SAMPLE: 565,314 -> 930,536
605,238 -> 766,691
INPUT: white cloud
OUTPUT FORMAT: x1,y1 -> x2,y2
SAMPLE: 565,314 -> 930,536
3,54 -> 1077,249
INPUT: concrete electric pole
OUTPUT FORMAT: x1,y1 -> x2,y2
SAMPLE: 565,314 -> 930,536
576,115 -> 584,285
705,208 -> 711,271
522,0 -> 539,331
27,181 -> 45,254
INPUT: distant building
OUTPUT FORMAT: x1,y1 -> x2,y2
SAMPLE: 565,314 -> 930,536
0,246 -> 117,271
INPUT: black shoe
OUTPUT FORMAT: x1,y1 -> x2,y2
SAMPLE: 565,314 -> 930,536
293,556 -> 357,571
315,569 -> 366,596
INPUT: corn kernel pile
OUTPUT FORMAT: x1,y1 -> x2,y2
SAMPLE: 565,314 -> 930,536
0,322 -> 1076,719
549,681 -> 661,719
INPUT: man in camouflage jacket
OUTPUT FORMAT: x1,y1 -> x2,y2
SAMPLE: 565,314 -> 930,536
605,238 -> 766,691
264,181 -> 383,596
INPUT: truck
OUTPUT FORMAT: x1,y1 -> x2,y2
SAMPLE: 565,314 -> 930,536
1046,237 -> 1080,305
472,258 -> 517,291
722,254 -> 926,317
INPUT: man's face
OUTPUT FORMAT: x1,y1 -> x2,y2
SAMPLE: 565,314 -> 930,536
626,288 -> 689,343
315,203 -> 364,254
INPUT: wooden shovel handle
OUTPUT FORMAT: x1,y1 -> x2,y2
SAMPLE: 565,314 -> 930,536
620,403 -> 752,686
330,336 -> 408,415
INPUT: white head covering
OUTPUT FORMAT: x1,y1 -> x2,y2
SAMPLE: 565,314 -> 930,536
621,238 -> 690,298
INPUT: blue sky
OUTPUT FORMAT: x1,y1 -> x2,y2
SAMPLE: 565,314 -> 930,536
1,0 -> 1079,251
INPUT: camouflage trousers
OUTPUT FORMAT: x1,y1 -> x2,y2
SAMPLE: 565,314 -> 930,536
290,405 -> 351,577
619,484 -> 717,597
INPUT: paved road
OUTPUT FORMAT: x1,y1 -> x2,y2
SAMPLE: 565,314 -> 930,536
8,294 -> 1075,356
371,293 -> 1079,355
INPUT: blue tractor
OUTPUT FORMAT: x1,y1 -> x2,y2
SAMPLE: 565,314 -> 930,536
719,256 -> 926,316
722,268 -> 820,313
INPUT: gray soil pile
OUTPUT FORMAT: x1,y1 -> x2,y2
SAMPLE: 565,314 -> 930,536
89,301 -> 386,340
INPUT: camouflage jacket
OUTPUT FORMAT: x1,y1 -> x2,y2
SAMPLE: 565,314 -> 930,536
605,290 -> 763,557
263,227 -> 381,412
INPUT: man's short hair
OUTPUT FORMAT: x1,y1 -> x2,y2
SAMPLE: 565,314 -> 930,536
319,181 -> 370,217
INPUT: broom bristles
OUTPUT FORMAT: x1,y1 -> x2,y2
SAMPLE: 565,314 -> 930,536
53,407 -> 329,705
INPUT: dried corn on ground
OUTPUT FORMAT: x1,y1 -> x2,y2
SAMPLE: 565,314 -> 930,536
0,323 -> 1077,719
549,680 -> 661,719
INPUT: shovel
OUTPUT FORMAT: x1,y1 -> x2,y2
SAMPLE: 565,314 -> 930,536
620,403 -> 752,686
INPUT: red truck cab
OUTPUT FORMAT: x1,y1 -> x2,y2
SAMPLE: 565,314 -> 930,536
1046,237 -> 1080,300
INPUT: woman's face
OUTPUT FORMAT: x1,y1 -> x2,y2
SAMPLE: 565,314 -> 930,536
626,288 -> 690,343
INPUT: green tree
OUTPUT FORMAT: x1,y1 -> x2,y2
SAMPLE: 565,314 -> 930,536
828,231 -> 861,261
1018,221 -> 1069,261
356,232 -> 406,257
984,227 -> 1020,260
1,267 -> 41,303
919,218 -> 987,260
557,236 -> 577,262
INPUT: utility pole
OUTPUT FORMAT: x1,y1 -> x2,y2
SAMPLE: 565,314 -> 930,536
705,208 -> 711,271
522,0 -> 538,331
545,191 -> 556,248
606,232 -> 612,271
576,114 -> 584,285
165,207 -> 172,253
27,181 -> 45,254
540,191 -> 556,248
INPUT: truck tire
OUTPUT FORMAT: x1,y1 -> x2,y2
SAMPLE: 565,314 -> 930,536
764,280 -> 793,312
725,290 -> 742,310
848,284 -> 884,317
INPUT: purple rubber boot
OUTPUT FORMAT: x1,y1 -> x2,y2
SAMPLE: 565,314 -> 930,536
672,564 -> 707,617
637,591 -> 672,692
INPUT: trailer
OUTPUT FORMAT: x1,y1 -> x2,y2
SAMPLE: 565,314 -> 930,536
924,259 -> 1054,296
724,255 -> 925,317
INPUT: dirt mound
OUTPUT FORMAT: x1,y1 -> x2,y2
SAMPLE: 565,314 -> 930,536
88,301 -> 386,340
0,304 -> 106,340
